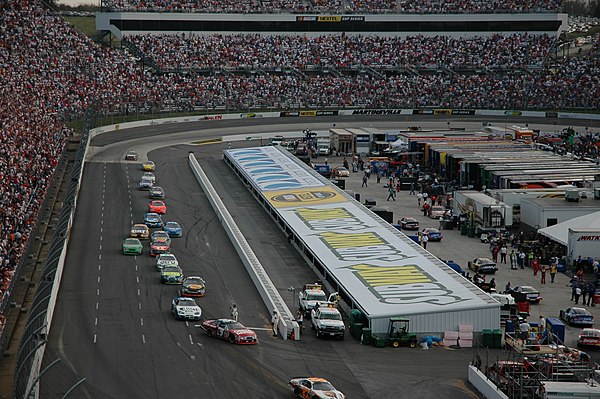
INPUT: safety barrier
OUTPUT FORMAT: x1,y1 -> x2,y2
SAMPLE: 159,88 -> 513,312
468,365 -> 510,399
188,153 -> 298,340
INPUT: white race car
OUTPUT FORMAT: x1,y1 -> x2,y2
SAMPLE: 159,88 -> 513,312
156,253 -> 178,271
289,377 -> 345,399
171,297 -> 202,321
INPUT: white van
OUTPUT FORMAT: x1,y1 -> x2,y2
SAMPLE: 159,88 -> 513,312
539,381 -> 600,399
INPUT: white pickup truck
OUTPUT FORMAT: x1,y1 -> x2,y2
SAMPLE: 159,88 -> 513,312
311,306 -> 345,339
298,283 -> 339,317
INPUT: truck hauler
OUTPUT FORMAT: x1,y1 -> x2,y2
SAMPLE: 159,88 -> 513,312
298,283 -> 338,317
311,304 -> 345,339
317,138 -> 331,156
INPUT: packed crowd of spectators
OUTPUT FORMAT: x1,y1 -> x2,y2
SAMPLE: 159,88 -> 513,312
104,0 -> 562,13
0,0 -> 597,336
125,33 -> 554,71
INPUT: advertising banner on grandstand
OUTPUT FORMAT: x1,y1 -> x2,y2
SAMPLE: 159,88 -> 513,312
412,109 -> 475,115
280,110 -> 338,117
225,146 -> 496,317
296,16 -> 365,22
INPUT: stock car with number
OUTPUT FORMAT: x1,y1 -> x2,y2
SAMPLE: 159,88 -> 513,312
156,253 -> 178,271
122,238 -> 143,255
399,217 -> 420,230
142,172 -> 156,183
163,221 -> 182,237
130,224 -> 150,240
180,276 -> 206,297
577,328 -> 600,348
150,241 -> 170,257
150,230 -> 171,245
468,257 -> 498,274
202,319 -> 258,345
171,297 -> 202,321
149,186 -> 165,199
161,265 -> 183,284
289,377 -> 345,399
420,227 -> 443,242
144,213 -> 163,228
560,307 -> 594,327
139,177 -> 153,191
508,285 -> 543,304
142,161 -> 155,171
148,200 -> 166,214
125,150 -> 138,161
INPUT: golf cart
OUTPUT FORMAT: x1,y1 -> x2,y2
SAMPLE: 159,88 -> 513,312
376,318 -> 418,348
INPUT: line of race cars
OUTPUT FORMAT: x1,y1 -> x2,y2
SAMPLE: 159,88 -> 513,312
123,154 -> 258,345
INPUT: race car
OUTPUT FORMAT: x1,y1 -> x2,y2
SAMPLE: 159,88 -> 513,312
332,167 -> 350,178
163,221 -> 182,237
130,224 -> 150,240
508,285 -> 543,303
161,265 -> 183,284
289,377 -> 345,399
125,150 -> 138,161
122,238 -> 143,255
142,172 -> 156,183
560,307 -> 594,327
171,297 -> 202,321
420,227 -> 443,242
202,319 -> 258,345
156,253 -> 178,271
143,213 -> 163,228
142,161 -> 155,171
148,200 -> 166,214
180,276 -> 206,297
150,241 -> 170,257
468,257 -> 498,274
149,186 -> 165,199
577,328 -> 600,348
399,217 -> 419,230
150,230 -> 171,245
139,178 -> 153,191
429,205 -> 446,219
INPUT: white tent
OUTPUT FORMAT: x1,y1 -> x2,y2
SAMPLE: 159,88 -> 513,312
537,210 -> 600,245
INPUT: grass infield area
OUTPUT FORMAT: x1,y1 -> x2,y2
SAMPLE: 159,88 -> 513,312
64,16 -> 96,37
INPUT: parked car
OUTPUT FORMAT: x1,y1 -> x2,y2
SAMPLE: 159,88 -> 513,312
420,228 -> 443,242
508,286 -> 543,304
468,258 -> 498,274
399,217 -> 419,230
560,307 -> 594,327
429,206 -> 446,219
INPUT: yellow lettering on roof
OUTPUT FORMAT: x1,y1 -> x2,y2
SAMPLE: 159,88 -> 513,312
320,232 -> 382,249
352,264 -> 431,286
296,208 -> 351,221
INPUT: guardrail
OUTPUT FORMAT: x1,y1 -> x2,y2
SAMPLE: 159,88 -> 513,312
188,153 -> 297,340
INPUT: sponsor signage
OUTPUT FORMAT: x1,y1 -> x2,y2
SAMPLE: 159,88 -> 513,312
352,109 -> 403,115
504,110 -> 523,116
411,109 -> 475,115
279,110 -> 338,117
225,146 -> 494,317
296,15 -> 365,22
577,236 -> 600,241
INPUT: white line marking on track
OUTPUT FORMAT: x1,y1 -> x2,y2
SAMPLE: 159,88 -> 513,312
95,317 -> 98,326
100,227 -> 103,233
101,220 -> 103,225
99,244 -> 102,251
137,289 -> 141,296
97,288 -> 100,296
135,264 -> 138,271
98,254 -> 101,260
94,334 -> 97,343
97,276 -> 101,283
142,335 -> 146,344
102,206 -> 104,211
96,302 -> 99,310
138,303 -> 142,311
98,265 -> 101,271
99,236 -> 102,241
189,334 -> 194,345
140,318 -> 144,326
101,213 -> 104,218
136,276 -> 139,284
185,321 -> 189,327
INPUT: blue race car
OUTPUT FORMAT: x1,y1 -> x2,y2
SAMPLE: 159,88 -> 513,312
144,212 -> 163,228
421,228 -> 443,242
163,221 -> 182,237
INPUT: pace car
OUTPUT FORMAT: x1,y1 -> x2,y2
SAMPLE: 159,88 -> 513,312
289,377 -> 345,399
148,200 -> 166,214
180,276 -> 206,297
142,172 -> 156,183
202,319 -> 258,345
142,161 -> 155,171
420,228 -> 443,242
171,297 -> 202,321
144,213 -> 163,228
163,221 -> 182,237
156,253 -> 178,271
468,257 -> 498,274
150,230 -> 171,245
161,265 -> 183,284
149,241 -> 170,257
399,217 -> 419,230
149,186 -> 165,199
122,238 -> 143,255
125,150 -> 138,161
139,178 -> 153,190
130,224 -> 150,240
560,307 -> 594,327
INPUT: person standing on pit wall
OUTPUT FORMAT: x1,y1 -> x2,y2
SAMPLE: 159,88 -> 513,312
550,262 -> 557,283
500,245 -> 508,264
271,310 -> 280,337
540,265 -> 546,285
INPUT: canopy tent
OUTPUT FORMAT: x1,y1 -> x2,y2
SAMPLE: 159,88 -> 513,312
390,139 -> 407,148
537,211 -> 600,245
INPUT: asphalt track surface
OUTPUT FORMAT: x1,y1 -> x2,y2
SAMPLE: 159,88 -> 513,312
44,115 -> 600,399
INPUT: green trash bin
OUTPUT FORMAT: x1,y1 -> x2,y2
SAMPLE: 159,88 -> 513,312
492,329 -> 503,349
350,309 -> 364,325
373,335 -> 386,348
361,328 -> 372,345
482,329 -> 493,347
351,323 -> 364,340
467,226 -> 475,238
460,224 -> 467,236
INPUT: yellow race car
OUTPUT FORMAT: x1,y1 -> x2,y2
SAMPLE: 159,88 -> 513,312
142,161 -> 155,171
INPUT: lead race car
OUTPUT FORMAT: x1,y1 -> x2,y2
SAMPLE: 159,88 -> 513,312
289,377 -> 345,399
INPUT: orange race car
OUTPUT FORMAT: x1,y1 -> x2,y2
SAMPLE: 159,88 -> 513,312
148,200 -> 166,214
289,377 -> 345,399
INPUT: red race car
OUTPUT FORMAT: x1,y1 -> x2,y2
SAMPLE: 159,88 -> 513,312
149,241 -> 170,257
148,200 -> 166,214
202,319 -> 258,345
